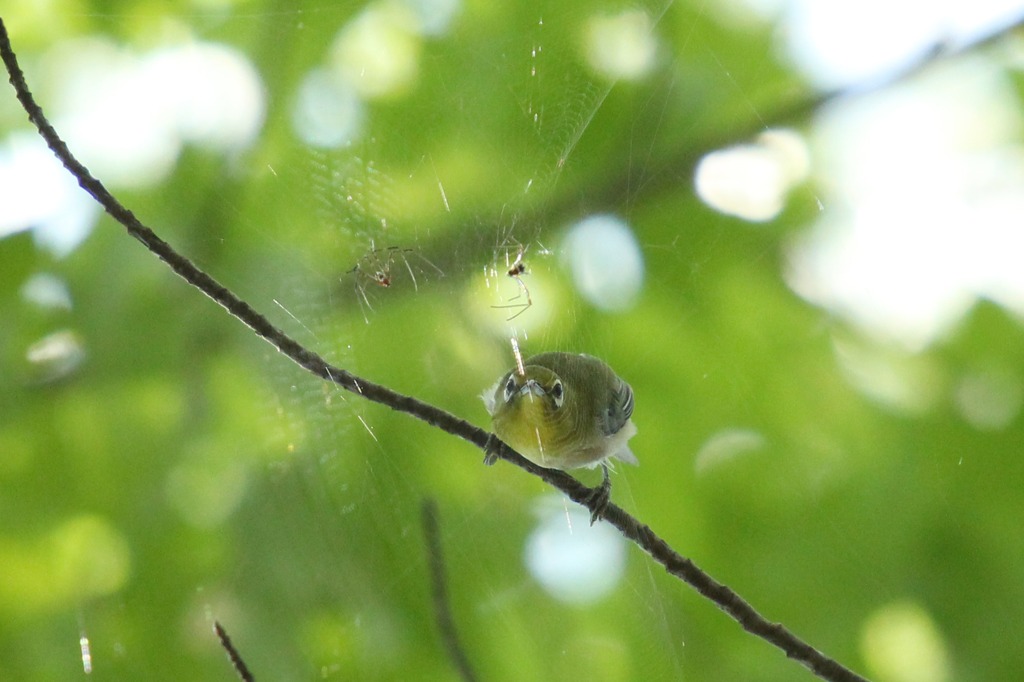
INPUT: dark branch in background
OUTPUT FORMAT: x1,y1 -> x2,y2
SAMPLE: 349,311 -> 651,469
582,10 -> 1024,216
598,11 -> 1024,214
0,19 -> 870,682
421,500 -> 479,682
214,622 -> 255,682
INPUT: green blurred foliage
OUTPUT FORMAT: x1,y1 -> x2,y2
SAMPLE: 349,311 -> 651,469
2,1 -> 1024,681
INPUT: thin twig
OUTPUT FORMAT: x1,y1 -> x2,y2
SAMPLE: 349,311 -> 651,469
421,499 -> 479,682
1,18 -> 866,682
213,621 -> 255,682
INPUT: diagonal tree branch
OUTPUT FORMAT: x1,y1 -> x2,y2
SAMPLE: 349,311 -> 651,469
0,18 -> 868,682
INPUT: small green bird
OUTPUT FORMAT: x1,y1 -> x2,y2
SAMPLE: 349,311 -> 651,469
482,351 -> 637,522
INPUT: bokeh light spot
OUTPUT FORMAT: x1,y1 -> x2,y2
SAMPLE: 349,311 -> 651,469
695,129 -> 810,222
583,10 -> 658,81
21,273 -> 73,310
25,329 -> 86,382
0,132 -> 98,256
955,368 -> 1023,431
146,41 -> 265,151
694,427 -> 766,473
786,60 -> 1024,350
404,0 -> 462,36
292,68 -> 364,148
860,601 -> 951,682
524,496 -> 626,604
563,214 -> 644,312
51,515 -> 132,601
166,456 -> 249,528
330,1 -> 423,99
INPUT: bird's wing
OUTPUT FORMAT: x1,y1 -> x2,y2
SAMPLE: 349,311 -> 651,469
601,378 -> 634,436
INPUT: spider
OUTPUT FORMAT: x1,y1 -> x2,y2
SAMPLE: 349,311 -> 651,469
347,242 -> 442,321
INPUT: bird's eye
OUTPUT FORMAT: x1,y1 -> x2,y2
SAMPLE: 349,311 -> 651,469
550,380 -> 564,408
503,376 -> 517,402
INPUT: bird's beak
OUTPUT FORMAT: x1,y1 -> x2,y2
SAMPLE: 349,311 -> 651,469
521,379 -> 545,399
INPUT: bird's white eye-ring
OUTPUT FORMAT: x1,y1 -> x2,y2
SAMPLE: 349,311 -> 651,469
503,375 -> 517,402
550,380 -> 564,408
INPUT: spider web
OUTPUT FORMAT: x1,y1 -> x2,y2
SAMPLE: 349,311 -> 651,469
226,2 -> 700,679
